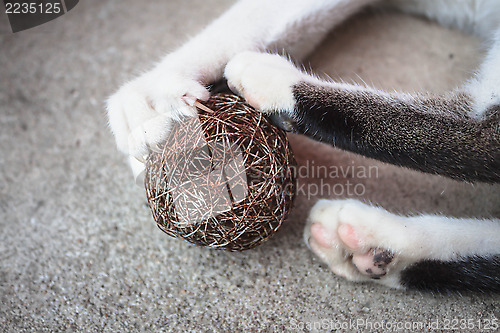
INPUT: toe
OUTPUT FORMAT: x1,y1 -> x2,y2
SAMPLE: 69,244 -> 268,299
352,249 -> 394,279
310,223 -> 336,249
337,223 -> 361,251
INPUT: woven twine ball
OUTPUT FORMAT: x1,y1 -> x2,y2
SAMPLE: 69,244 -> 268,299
144,93 -> 297,251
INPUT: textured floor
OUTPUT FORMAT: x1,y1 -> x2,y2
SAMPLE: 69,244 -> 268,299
1,0 -> 499,331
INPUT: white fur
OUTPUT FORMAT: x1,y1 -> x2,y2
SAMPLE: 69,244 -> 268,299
107,0 -> 500,287
108,0 -> 500,167
225,50 -> 415,117
226,44 -> 500,288
466,28 -> 500,117
305,199 -> 500,288
225,52 -> 306,112
107,0 -> 376,176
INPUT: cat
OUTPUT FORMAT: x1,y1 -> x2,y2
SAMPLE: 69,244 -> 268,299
107,0 -> 500,292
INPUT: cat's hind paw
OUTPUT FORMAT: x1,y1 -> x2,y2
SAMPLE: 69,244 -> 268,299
304,199 -> 414,288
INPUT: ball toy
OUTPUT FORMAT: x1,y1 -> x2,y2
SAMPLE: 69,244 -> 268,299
144,93 -> 297,251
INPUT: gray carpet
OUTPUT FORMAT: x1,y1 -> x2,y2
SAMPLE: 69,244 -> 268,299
1,0 -> 499,331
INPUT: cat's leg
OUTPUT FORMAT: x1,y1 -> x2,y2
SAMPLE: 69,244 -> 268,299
304,199 -> 500,291
224,46 -> 500,291
225,43 -> 500,182
107,0 -> 377,178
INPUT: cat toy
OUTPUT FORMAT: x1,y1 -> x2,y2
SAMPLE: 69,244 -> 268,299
144,93 -> 297,251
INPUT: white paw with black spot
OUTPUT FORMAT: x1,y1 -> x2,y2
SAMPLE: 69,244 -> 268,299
304,199 -> 403,288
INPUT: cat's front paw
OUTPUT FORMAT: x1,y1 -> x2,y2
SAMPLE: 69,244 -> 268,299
304,199 -> 416,289
107,69 -> 209,176
225,52 -> 304,115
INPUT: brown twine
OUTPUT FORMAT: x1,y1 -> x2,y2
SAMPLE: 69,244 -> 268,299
145,93 -> 297,251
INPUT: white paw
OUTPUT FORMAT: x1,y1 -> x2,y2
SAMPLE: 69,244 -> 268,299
304,199 -> 412,288
224,52 -> 305,113
107,69 -> 209,175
